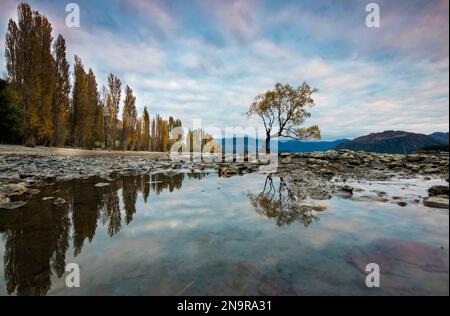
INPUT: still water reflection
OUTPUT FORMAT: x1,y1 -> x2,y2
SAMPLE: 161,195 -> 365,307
247,176 -> 320,227
0,173 -> 206,296
0,173 -> 448,296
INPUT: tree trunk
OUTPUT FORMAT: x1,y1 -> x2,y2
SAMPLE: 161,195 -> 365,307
265,133 -> 271,154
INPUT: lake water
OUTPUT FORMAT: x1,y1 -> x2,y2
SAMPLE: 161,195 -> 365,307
0,172 -> 448,296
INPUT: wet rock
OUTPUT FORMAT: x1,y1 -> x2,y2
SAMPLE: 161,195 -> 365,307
19,174 -> 34,179
0,190 -> 28,210
406,165 -> 421,173
388,161 -> 404,169
57,175 -> 77,182
0,182 -> 35,210
308,188 -> 332,200
423,167 -> 440,174
372,190 -> 388,197
428,186 -> 449,197
352,195 -> 389,203
339,185 -> 354,195
373,174 -> 390,181
0,182 -> 28,197
397,201 -> 408,207
28,189 -> 41,195
53,197 -> 67,206
45,174 -> 57,181
94,182 -> 111,188
404,155 -> 425,163
0,194 -> 10,207
108,171 -> 121,179
219,166 -> 240,178
279,153 -> 292,159
423,197 -> 449,209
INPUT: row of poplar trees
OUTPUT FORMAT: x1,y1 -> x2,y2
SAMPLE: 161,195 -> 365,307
3,3 -> 181,151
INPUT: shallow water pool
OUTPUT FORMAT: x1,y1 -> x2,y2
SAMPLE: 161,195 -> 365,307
0,173 -> 448,296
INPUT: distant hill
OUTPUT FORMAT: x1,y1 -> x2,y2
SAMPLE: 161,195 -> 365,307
218,131 -> 449,154
219,137 -> 348,153
429,132 -> 449,145
278,139 -> 349,153
336,131 -> 447,154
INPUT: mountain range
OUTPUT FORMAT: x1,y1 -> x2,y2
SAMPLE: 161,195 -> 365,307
429,132 -> 450,144
336,131 -> 448,154
218,131 -> 449,154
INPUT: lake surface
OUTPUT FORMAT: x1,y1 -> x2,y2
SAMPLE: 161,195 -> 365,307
0,172 -> 448,296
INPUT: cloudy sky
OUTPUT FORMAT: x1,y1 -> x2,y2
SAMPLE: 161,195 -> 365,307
0,0 -> 448,140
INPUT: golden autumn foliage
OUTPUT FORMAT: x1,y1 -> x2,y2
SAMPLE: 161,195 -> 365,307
6,3 -> 56,146
4,3 -> 217,153
247,82 -> 321,153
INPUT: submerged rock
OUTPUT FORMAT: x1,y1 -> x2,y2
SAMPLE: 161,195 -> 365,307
352,195 -> 389,203
351,238 -> 447,274
301,203 -> 327,212
423,196 -> 449,209
258,277 -> 297,296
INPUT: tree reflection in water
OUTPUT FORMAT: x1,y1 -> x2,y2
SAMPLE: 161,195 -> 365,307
248,176 -> 324,227
0,172 -> 207,296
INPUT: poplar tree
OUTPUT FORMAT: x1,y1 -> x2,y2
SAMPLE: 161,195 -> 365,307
52,34 -> 71,146
135,117 -> 143,151
33,14 -> 56,145
100,86 -> 108,148
143,107 -> 150,151
5,4 -> 33,143
107,74 -> 121,149
95,86 -> 105,148
71,55 -> 88,147
121,85 -> 137,150
85,68 -> 101,148
150,117 -> 156,151
5,3 -> 56,146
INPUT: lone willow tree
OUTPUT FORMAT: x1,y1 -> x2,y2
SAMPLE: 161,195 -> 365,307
247,82 -> 321,153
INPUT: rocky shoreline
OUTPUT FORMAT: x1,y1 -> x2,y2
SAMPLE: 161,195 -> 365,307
0,147 -> 448,210
275,150 -> 449,210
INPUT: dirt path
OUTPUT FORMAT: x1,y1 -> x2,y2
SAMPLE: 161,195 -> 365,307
0,145 -> 167,157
